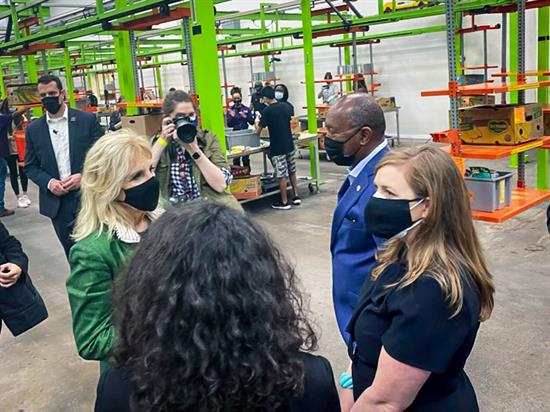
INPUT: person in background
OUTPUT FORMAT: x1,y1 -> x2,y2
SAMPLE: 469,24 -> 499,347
6,108 -> 30,209
152,90 -> 242,210
275,83 -> 294,115
0,99 -> 28,214
255,86 -> 300,210
86,90 -> 99,107
318,72 -> 339,104
0,220 -> 48,337
226,87 -> 254,171
353,74 -> 368,93
341,146 -> 495,412
95,203 -> 340,412
109,96 -> 126,132
325,94 -> 389,341
25,75 -> 104,258
250,81 -> 267,116
66,131 -> 163,374
168,87 -> 176,92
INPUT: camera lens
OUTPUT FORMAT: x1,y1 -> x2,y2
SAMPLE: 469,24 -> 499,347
173,115 -> 197,144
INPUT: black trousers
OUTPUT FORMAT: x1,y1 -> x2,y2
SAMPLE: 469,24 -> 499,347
6,155 -> 28,196
233,155 -> 251,169
51,193 -> 78,259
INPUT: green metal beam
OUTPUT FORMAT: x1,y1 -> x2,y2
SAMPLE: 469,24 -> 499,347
0,64 -> 5,99
154,55 -> 163,99
63,48 -> 75,107
537,6 -> 549,190
508,12 -> 519,168
301,0 -> 320,182
191,0 -> 226,153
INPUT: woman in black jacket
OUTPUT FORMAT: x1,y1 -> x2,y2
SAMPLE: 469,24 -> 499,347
0,222 -> 47,336
95,203 -> 340,412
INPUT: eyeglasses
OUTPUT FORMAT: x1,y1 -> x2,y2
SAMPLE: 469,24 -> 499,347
327,124 -> 367,142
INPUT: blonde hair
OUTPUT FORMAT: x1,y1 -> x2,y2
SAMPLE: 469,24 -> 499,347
372,146 -> 495,321
72,129 -> 153,241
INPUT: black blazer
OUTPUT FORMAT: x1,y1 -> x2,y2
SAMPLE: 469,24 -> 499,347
95,353 -> 341,412
0,222 -> 48,336
24,107 -> 104,219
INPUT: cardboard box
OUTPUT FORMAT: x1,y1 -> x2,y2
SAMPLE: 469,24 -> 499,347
459,104 -> 543,145
460,95 -> 495,107
376,96 -> 396,109
544,110 -> 550,135
122,114 -> 163,138
231,175 -> 262,200
6,83 -> 41,106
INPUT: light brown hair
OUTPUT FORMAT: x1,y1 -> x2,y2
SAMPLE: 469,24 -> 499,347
372,146 -> 495,321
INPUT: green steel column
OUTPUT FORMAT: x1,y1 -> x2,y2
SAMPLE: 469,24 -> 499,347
509,12 -> 519,167
190,0 -> 226,152
10,3 -> 20,40
302,0 -> 320,181
343,33 -> 352,92
455,11 -> 463,76
154,56 -> 163,99
260,4 -> 270,73
96,0 -> 104,14
0,64 -> 5,99
378,0 -> 384,14
114,0 -> 137,115
63,48 -> 75,107
537,6 -> 549,189
86,72 -> 93,93
26,55 -> 42,116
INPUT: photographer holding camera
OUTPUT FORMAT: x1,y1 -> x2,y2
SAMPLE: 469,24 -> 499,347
152,90 -> 242,211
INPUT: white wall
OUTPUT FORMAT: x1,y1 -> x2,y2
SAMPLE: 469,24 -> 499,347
159,1 -> 540,139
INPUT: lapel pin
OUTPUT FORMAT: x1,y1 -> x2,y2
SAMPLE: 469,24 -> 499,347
356,185 -> 361,192
71,117 -> 76,122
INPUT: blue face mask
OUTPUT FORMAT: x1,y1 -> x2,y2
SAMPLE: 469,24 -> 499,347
275,91 -> 284,101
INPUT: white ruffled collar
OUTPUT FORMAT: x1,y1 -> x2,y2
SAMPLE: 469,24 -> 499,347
114,207 -> 165,244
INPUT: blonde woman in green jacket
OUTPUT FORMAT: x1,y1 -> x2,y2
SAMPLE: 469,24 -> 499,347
66,130 -> 164,372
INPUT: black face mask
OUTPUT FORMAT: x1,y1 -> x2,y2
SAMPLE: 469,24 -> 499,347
122,176 -> 160,212
233,99 -> 242,106
42,96 -> 62,115
365,196 -> 424,240
325,136 -> 358,166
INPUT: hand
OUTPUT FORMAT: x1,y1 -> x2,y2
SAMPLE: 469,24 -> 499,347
239,111 -> 248,118
49,179 -> 69,196
228,109 -> 236,117
161,117 -> 176,141
340,388 -> 355,412
179,138 -> 201,157
62,174 -> 81,191
0,263 -> 22,288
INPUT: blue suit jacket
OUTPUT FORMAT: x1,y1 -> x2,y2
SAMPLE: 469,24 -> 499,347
331,147 -> 389,342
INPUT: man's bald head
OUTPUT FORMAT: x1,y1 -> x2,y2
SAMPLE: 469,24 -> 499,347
328,94 -> 386,139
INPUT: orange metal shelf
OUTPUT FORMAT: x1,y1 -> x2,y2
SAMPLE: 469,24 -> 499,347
542,104 -> 550,114
472,188 -> 550,223
440,139 -> 544,159
539,135 -> 550,150
117,101 -> 162,108
221,84 -> 235,89
421,80 -> 550,96
334,72 -> 378,77
492,70 -> 550,77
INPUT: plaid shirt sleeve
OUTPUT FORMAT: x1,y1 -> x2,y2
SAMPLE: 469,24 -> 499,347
221,167 -> 233,185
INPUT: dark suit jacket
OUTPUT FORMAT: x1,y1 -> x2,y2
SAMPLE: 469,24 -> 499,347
330,147 -> 389,342
24,107 -> 104,219
0,222 -> 48,336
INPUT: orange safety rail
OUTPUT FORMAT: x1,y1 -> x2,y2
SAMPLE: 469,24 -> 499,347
492,70 -> 550,77
539,136 -> 550,150
311,4 -> 349,17
221,84 -> 236,89
471,188 -> 550,223
242,51 -> 282,58
330,39 -> 381,48
421,80 -> 550,96
439,139 -> 544,160
6,42 -> 62,56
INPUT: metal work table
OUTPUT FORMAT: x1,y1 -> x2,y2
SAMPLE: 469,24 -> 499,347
228,133 -> 322,203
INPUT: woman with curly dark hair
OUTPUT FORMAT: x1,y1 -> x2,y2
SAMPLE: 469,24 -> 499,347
95,202 -> 340,412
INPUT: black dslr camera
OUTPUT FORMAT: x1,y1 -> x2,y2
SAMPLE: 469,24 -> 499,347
172,114 -> 197,144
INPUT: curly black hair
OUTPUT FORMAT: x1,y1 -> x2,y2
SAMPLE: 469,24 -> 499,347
113,202 -> 318,412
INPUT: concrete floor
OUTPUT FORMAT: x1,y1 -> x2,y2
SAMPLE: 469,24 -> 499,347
0,143 -> 549,411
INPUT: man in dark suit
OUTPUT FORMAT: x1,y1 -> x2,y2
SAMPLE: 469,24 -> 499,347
325,94 -> 390,342
25,75 -> 104,258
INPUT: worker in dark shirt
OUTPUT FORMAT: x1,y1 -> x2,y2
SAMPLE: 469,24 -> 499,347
86,90 -> 99,107
250,81 -> 267,115
226,88 -> 254,170
255,86 -> 300,210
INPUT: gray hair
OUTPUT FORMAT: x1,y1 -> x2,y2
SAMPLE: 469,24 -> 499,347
334,94 -> 386,137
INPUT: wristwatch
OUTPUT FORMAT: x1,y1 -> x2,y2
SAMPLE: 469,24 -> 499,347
191,151 -> 201,160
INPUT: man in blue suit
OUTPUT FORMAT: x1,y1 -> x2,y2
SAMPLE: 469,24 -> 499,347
325,94 -> 390,341
25,75 -> 104,258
